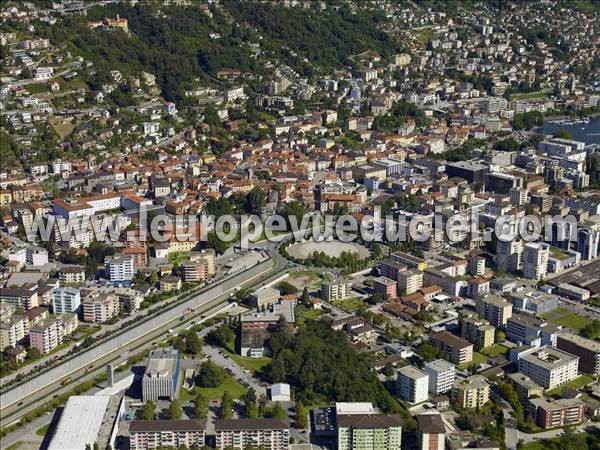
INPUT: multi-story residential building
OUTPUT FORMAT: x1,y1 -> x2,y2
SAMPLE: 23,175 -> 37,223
529,397 -> 585,429
556,332 -> 600,375
379,259 -> 407,281
397,269 -> 424,295
506,313 -> 559,347
518,346 -> 579,389
142,348 -> 180,402
180,260 -> 208,282
506,373 -> 544,403
214,418 -> 290,450
430,331 -> 473,365
104,254 -> 134,287
51,287 -> 81,315
577,224 -> 600,261
320,279 -> 352,301
82,292 -> 120,323
423,359 -> 456,395
0,283 -> 39,310
129,420 -> 206,450
496,239 -> 523,273
121,246 -> 148,268
58,265 -> 86,283
452,375 -> 490,409
523,242 -> 550,280
416,414 -> 445,450
460,311 -> 495,350
372,277 -> 397,299
476,294 -> 512,327
337,414 -> 403,450
29,318 -> 59,354
465,254 -> 486,276
397,365 -> 429,404
0,313 -> 29,349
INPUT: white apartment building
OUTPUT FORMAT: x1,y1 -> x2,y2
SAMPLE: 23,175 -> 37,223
52,287 -> 81,315
34,66 -> 54,80
320,279 -> 353,301
518,346 -> 579,389
104,254 -> 134,287
397,365 -> 429,404
423,359 -> 456,394
523,242 -> 550,280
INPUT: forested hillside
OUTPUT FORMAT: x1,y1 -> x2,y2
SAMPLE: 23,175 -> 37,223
40,2 -> 398,101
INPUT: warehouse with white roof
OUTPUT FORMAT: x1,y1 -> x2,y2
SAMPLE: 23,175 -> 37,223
48,395 -> 123,450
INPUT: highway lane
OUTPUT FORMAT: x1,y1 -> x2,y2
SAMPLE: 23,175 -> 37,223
0,257 -> 279,416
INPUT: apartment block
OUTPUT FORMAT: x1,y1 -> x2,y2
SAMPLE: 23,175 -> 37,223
82,292 -> 120,323
556,332 -> 600,375
129,420 -> 206,450
506,313 -> 559,347
320,279 -> 352,301
0,314 -> 29,349
0,283 -> 39,310
506,373 -> 544,403
372,277 -> 398,299
416,413 -> 445,450
475,294 -> 512,327
397,365 -> 429,404
523,242 -> 550,280
215,418 -> 290,450
423,359 -> 456,395
529,397 -> 584,429
180,260 -> 209,282
452,375 -> 490,409
397,269 -> 424,295
104,254 -> 134,287
337,414 -> 403,450
430,331 -> 473,365
518,346 -> 579,389
460,311 -> 495,350
29,318 -> 60,354
51,287 -> 81,315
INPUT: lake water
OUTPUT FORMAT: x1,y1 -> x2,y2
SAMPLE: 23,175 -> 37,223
539,116 -> 600,145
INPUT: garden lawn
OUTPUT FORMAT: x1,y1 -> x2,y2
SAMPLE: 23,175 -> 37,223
481,344 -> 509,358
180,375 -> 246,401
546,374 -> 594,396
331,297 -> 364,312
543,307 -> 592,331
458,351 -> 487,369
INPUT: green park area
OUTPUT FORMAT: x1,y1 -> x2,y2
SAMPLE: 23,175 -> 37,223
481,344 -> 509,358
542,307 -> 593,331
546,374 -> 594,396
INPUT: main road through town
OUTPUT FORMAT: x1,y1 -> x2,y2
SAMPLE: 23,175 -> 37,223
0,246 -> 287,425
